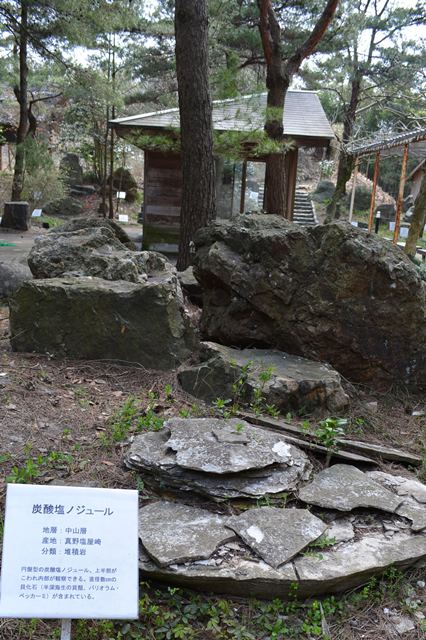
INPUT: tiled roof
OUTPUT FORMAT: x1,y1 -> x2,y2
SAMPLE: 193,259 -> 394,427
111,91 -> 334,140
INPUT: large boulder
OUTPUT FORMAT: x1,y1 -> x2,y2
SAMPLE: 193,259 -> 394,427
178,342 -> 348,414
193,216 -> 426,389
0,261 -> 32,299
53,216 -> 135,249
9,274 -> 196,370
42,196 -> 83,218
59,153 -> 83,187
27,227 -> 150,282
111,167 -> 138,203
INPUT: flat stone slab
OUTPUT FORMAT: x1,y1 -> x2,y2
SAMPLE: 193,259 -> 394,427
178,342 -> 349,415
166,418 -> 293,474
367,471 -> 426,531
226,507 -> 327,568
138,502 -> 234,567
139,529 -> 426,599
298,464 -> 403,513
125,428 -> 312,500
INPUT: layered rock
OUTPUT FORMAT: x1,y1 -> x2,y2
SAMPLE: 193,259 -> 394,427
178,342 -> 348,414
193,216 -> 426,389
125,418 -> 312,500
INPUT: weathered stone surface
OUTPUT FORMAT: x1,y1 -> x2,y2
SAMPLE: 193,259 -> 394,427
226,507 -> 327,568
28,226 -> 173,283
42,196 -> 83,218
111,167 -> 138,203
59,153 -> 83,186
177,267 -> 203,305
193,216 -> 426,389
0,261 -> 32,298
54,216 -> 135,249
125,426 -> 312,500
9,275 -> 196,370
139,530 -> 426,599
1,202 -> 30,231
367,471 -> 426,531
138,502 -> 234,566
298,464 -> 403,513
178,342 -> 349,414
166,418 -> 293,474
293,533 -> 426,593
326,518 -> 355,543
367,471 -> 426,504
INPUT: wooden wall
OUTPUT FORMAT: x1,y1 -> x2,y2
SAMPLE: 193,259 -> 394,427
142,150 -> 182,254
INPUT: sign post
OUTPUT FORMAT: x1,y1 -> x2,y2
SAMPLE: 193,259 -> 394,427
61,618 -> 72,640
0,484 -> 139,637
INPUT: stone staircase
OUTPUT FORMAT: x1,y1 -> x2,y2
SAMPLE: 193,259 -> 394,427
257,188 -> 317,225
293,191 -> 317,226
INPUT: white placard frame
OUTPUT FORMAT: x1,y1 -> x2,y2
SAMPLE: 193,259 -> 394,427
0,484 -> 139,620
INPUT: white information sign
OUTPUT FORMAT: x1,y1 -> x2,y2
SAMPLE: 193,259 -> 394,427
117,191 -> 126,200
31,209 -> 42,218
118,214 -> 129,223
0,484 -> 139,620
399,227 -> 409,238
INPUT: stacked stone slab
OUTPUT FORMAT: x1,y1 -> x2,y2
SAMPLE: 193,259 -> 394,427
127,417 -> 426,598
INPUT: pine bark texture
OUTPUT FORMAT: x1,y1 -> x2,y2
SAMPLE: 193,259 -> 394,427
257,0 -> 339,217
405,169 -> 426,257
11,0 -> 29,201
175,0 -> 216,271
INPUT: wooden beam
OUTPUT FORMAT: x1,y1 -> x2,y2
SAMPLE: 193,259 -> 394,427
348,157 -> 359,222
368,151 -> 381,232
286,148 -> 298,221
239,160 -> 247,214
393,143 -> 409,245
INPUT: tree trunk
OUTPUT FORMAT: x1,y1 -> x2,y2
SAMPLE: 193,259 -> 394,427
404,170 -> 426,257
258,0 -> 339,218
175,0 -> 216,271
327,74 -> 361,221
11,0 -> 29,201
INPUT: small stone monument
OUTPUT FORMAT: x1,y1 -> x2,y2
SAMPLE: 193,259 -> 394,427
1,202 -> 30,231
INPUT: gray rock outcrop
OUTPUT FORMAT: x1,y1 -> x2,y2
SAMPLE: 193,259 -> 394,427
193,216 -> 426,389
178,342 -> 348,414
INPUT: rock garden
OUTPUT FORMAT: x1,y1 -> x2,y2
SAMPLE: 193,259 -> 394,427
1,213 -> 425,639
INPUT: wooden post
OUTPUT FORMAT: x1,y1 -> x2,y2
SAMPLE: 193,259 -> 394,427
393,143 -> 409,245
239,160 -> 247,214
348,157 -> 359,222
61,619 -> 71,640
368,151 -> 381,232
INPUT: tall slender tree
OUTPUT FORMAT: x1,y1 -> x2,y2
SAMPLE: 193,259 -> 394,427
175,0 -> 216,271
257,0 -> 339,217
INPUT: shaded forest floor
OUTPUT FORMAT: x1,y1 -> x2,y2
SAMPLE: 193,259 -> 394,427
0,304 -> 425,640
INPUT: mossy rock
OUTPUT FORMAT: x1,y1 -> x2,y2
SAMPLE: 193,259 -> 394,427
111,167 -> 138,203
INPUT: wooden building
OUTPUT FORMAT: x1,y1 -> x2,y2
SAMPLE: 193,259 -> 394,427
111,91 -> 334,253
